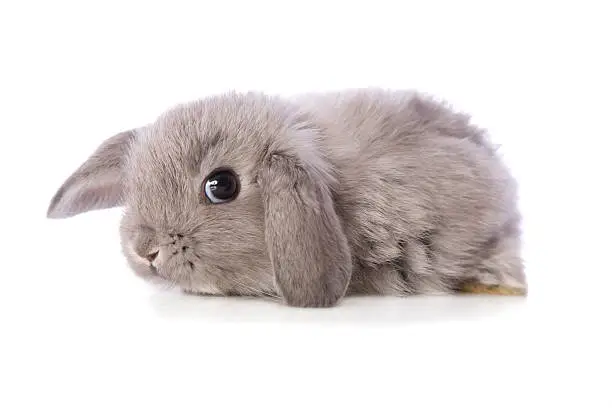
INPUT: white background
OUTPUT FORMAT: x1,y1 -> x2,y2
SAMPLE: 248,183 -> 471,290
1,1 -> 611,407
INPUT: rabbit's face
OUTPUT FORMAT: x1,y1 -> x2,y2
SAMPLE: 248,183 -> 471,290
118,97 -> 289,297
48,92 -> 352,307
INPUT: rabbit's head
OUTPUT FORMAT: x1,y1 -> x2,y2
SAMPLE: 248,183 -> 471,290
47,93 -> 352,307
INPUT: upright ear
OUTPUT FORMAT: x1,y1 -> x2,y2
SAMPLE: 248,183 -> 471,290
47,129 -> 138,219
258,132 -> 352,307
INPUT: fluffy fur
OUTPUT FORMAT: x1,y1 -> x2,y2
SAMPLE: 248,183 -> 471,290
47,88 -> 527,307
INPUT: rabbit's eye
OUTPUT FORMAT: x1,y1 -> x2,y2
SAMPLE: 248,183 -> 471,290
203,169 -> 240,204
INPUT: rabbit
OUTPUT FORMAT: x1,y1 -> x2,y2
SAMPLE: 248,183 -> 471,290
47,88 -> 527,307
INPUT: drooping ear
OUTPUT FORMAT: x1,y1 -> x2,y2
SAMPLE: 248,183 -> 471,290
258,132 -> 352,307
47,129 -> 138,219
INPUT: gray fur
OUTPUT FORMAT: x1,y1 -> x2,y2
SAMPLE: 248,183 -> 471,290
47,88 -> 527,307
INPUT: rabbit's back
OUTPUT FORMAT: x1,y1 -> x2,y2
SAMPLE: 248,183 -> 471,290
294,88 -> 491,152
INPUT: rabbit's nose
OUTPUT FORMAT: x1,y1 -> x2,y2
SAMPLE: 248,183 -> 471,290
145,250 -> 159,263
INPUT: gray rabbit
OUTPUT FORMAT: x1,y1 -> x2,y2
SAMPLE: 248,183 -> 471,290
47,88 -> 527,307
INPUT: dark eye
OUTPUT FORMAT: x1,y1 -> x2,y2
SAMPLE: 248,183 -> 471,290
203,169 -> 240,204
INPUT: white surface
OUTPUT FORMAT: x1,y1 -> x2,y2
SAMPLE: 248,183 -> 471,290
1,1 -> 611,407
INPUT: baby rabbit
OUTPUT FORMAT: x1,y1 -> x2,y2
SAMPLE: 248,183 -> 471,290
47,89 -> 527,307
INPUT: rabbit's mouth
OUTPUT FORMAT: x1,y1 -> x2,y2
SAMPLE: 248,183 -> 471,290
152,256 -> 197,285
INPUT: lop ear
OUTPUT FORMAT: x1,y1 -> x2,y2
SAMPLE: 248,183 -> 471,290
47,129 -> 138,219
258,136 -> 352,307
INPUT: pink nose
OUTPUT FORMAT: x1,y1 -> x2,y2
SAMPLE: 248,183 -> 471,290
145,250 -> 159,263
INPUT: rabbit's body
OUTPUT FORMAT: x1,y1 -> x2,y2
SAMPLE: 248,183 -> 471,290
294,90 -> 523,294
48,88 -> 526,307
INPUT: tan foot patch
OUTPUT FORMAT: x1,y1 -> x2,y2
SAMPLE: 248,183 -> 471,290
459,282 -> 527,296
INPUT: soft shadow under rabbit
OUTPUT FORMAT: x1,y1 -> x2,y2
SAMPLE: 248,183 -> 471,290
47,88 -> 527,307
